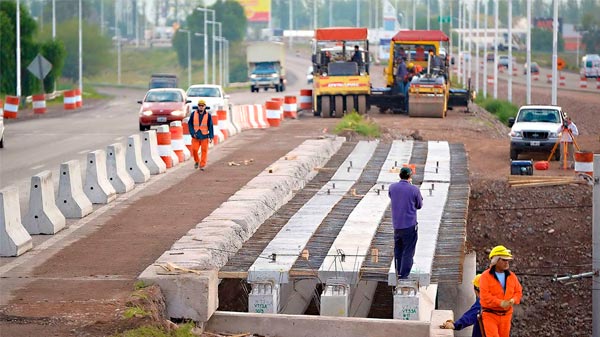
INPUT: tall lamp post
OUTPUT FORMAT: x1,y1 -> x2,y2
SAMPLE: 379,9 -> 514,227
16,0 -> 21,98
179,29 -> 192,87
79,0 -> 83,92
195,7 -> 215,84
207,20 -> 221,85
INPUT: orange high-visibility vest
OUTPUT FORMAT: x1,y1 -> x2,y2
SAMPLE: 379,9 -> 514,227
193,111 -> 209,136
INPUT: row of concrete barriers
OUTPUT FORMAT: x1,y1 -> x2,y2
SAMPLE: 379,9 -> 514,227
0,95 -> 309,257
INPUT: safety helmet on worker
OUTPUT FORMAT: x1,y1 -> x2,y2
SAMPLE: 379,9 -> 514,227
407,62 -> 414,70
197,99 -> 207,106
472,274 -> 481,289
489,245 -> 513,260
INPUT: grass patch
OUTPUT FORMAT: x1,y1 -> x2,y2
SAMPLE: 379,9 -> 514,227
122,306 -> 150,319
334,111 -> 381,138
133,280 -> 149,290
110,323 -> 196,337
475,95 -> 519,124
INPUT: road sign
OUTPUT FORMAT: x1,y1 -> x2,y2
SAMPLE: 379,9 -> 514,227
557,57 -> 566,71
438,16 -> 452,23
27,54 -> 52,80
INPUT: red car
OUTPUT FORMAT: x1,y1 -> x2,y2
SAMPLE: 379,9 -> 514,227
137,88 -> 190,131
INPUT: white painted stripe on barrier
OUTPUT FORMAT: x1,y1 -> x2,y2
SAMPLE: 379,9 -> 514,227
56,160 -> 93,218
126,135 -> 151,184
247,105 -> 260,129
157,145 -> 172,157
0,186 -> 33,257
266,108 -> 280,119
254,104 -> 270,128
283,103 -> 297,111
141,130 -> 167,174
23,171 -> 66,235
106,143 -> 135,194
574,162 -> 593,172
33,100 -> 46,109
4,103 -> 18,112
84,150 -> 117,204
64,96 -> 76,104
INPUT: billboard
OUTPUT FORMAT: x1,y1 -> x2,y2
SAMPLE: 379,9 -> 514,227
237,0 -> 271,23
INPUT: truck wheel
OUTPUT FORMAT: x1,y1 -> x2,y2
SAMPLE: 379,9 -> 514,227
510,148 -> 519,160
334,96 -> 344,118
0,136 -> 4,148
139,123 -> 146,131
345,95 -> 355,114
321,96 -> 331,118
358,95 -> 367,114
250,86 -> 256,93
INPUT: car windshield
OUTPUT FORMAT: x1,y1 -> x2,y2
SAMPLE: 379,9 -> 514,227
144,91 -> 182,102
517,109 -> 560,123
187,87 -> 221,97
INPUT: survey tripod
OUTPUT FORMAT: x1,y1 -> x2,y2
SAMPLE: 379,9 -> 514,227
547,124 -> 580,169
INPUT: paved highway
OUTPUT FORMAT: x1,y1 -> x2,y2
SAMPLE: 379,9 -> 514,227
0,53 -> 311,213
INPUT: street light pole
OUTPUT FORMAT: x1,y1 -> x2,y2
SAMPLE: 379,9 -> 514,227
475,0 -> 480,95
195,7 -> 215,84
493,0 -> 499,99
483,0 -> 488,98
508,0 -> 513,102
52,0 -> 56,38
16,0 -> 21,98
206,20 -> 221,85
115,2 -> 121,85
79,0 -> 83,92
179,29 -> 192,87
526,0 -> 531,104
551,0 -> 558,105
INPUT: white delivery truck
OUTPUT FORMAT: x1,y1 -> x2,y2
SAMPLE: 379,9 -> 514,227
247,41 -> 286,92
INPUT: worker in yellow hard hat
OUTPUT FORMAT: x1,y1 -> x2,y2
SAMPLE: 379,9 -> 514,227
188,99 -> 214,170
441,274 -> 483,337
479,245 -> 523,337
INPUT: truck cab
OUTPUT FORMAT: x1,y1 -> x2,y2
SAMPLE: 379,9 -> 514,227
247,41 -> 286,92
508,105 -> 564,160
149,74 -> 178,89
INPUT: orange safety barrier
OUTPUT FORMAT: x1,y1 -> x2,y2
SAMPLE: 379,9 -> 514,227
283,96 -> 297,119
0,99 -> 3,117
402,163 -> 417,175
245,105 -> 259,128
217,109 -> 229,139
212,114 -> 224,145
597,77 -> 600,90
32,94 -> 47,114
3,96 -> 19,119
579,77 -> 588,88
272,97 -> 285,121
75,88 -> 83,108
546,74 -> 552,83
169,121 -> 186,163
181,117 -> 192,152
486,76 -> 494,86
265,100 -> 282,127
559,75 -> 566,86
574,151 -> 593,176
299,89 -> 312,111
253,104 -> 270,128
157,126 -> 175,168
64,90 -> 77,110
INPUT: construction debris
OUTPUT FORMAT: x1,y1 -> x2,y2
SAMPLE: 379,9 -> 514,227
228,159 -> 255,166
507,175 -> 589,188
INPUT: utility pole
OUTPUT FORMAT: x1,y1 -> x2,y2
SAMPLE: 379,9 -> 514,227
356,0 -> 360,27
314,0 -> 317,29
289,0 -> 293,48
412,0 -> 415,30
79,0 -> 83,92
427,0 -> 430,30
16,0 -> 21,98
457,0 -> 462,86
329,0 -> 333,27
526,0 -> 531,104
551,0 -> 558,105
508,0 -> 513,102
493,0 -> 499,99
593,155 -> 599,337
475,0 -> 480,95
483,0 -> 488,98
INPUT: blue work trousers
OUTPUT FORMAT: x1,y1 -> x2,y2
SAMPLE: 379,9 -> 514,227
394,226 -> 418,279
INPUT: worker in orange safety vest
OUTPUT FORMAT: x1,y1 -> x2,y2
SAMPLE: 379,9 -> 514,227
479,245 -> 523,337
187,100 -> 214,171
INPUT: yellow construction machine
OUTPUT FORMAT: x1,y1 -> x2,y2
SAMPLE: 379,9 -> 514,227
311,27 -> 371,118
370,30 -> 470,118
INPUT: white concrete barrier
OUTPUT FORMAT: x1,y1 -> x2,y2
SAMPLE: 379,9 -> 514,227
106,143 -> 135,193
84,150 -> 117,204
126,134 -> 151,183
23,171 -> 66,234
142,130 -> 167,175
57,160 -> 93,218
0,186 -> 33,257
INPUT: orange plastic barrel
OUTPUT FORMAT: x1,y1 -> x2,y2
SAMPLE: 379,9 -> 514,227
32,94 -> 47,114
574,151 -> 593,176
299,89 -> 313,111
217,109 -> 229,139
156,127 -> 173,168
283,96 -> 297,119
3,96 -> 19,119
265,100 -> 282,127
64,90 -> 77,110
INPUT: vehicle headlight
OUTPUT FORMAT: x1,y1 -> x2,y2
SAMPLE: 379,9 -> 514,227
549,131 -> 558,138
510,131 -> 522,137
250,74 -> 257,79
171,110 -> 184,117
141,110 -> 153,116
271,73 -> 279,78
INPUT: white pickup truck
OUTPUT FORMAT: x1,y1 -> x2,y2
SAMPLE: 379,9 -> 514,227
508,105 -> 564,160
185,84 -> 230,114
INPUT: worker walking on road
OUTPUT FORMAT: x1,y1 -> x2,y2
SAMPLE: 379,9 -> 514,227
441,274 -> 483,337
479,245 -> 523,337
388,167 -> 423,279
560,116 -> 579,169
188,100 -> 214,171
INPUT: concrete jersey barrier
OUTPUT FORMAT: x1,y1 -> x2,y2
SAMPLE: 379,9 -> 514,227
141,130 -> 167,175
23,170 -> 66,234
84,150 -> 117,204
126,134 -> 151,183
57,160 -> 93,218
0,186 -> 33,257
106,143 -> 135,194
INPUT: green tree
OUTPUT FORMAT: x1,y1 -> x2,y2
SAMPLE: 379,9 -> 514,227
581,12 -> 600,53
531,27 -> 564,52
0,10 -> 16,94
51,20 -> 112,81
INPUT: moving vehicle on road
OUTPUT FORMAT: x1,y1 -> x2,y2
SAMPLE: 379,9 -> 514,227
523,62 -> 540,75
508,105 -> 564,160
186,84 -> 230,113
148,73 -> 178,89
137,88 -> 190,131
580,54 -> 600,78
498,55 -> 516,69
247,41 -> 286,92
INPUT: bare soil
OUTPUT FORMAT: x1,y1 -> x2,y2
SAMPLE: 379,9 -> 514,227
0,79 -> 598,336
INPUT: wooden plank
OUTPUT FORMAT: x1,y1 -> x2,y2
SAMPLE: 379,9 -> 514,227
218,271 -> 248,279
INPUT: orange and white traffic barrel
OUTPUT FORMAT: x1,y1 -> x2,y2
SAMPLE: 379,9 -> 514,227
265,100 -> 282,127
0,99 -> 3,117
156,125 -> 176,168
272,97 -> 285,121
579,76 -> 588,88
559,75 -> 566,86
486,76 -> 494,86
32,94 -> 47,114
169,121 -> 189,162
3,96 -> 19,119
546,74 -> 552,83
75,88 -> 83,108
574,151 -> 593,176
212,114 -> 224,145
64,90 -> 77,110
283,96 -> 297,119
217,109 -> 229,139
596,77 -> 600,90
246,105 -> 260,128
533,73 -> 539,81
182,117 -> 192,152
299,89 -> 312,111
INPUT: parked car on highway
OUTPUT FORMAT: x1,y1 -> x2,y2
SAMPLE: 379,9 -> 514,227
498,55 -> 517,69
137,88 -> 190,131
523,62 -> 540,75
0,109 -> 4,148
186,84 -> 230,114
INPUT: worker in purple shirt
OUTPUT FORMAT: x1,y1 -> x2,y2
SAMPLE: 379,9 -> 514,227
388,167 -> 423,279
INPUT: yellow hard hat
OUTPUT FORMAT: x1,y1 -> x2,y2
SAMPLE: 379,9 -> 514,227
198,99 -> 206,106
489,245 -> 513,260
408,62 -> 414,69
472,274 -> 481,288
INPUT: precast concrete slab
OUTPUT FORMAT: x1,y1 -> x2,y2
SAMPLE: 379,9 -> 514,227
422,141 -> 450,182
194,220 -> 248,244
246,141 -> 379,285
319,141 -> 413,285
